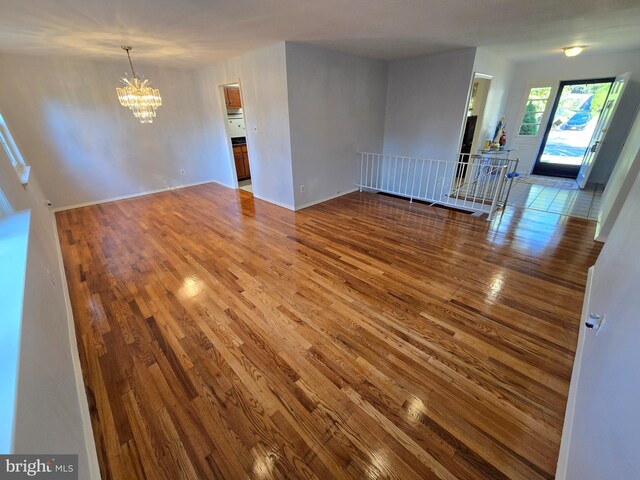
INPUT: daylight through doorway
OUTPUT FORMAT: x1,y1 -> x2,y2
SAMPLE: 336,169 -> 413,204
532,78 -> 614,178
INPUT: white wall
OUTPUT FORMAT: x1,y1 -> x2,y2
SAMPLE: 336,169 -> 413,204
198,43 -> 296,209
595,106 -> 640,241
472,49 -> 514,149
285,43 -> 388,208
0,53 -> 220,209
382,48 -> 476,160
0,159 -> 98,477
559,157 -> 640,479
503,48 -> 640,177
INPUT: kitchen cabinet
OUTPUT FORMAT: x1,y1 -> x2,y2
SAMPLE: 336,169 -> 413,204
224,86 -> 242,109
233,144 -> 251,180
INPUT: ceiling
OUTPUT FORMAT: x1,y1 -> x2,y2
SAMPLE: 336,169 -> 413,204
0,0 -> 639,67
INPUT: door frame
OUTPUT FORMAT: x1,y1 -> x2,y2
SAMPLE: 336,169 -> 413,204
532,77 -> 615,178
455,72 -> 493,188
217,79 -> 254,191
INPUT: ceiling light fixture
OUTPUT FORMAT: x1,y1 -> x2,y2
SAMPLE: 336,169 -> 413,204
116,46 -> 162,123
564,46 -> 585,57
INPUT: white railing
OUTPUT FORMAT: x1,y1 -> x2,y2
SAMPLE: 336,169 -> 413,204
357,152 -> 511,220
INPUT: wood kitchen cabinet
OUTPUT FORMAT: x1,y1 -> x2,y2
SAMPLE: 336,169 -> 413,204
233,144 -> 251,180
224,86 -> 242,109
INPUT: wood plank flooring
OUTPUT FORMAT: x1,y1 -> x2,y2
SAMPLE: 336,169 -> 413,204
56,184 -> 602,479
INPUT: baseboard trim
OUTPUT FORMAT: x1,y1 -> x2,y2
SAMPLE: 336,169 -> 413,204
556,265 -> 595,479
251,193 -> 295,211
53,179 -> 226,212
52,216 -> 101,479
294,188 -> 359,211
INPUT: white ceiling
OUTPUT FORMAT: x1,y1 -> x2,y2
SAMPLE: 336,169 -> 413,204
0,0 -> 639,67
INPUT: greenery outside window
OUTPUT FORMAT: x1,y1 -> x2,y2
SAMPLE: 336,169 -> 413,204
518,87 -> 552,136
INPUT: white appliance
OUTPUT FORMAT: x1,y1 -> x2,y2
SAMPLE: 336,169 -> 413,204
227,113 -> 246,138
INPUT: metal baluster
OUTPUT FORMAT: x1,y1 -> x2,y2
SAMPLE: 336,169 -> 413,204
359,153 -> 364,191
393,156 -> 398,194
488,166 -> 507,221
406,158 -> 413,201
435,161 -> 441,204
417,159 -> 425,202
426,160 -> 433,201
365,154 -> 369,189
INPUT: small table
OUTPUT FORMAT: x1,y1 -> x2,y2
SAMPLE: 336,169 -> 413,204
479,148 -> 517,159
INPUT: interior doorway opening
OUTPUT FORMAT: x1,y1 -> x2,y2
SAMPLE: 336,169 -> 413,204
465,74 -> 491,156
220,82 -> 253,194
456,73 -> 492,183
532,78 -> 614,178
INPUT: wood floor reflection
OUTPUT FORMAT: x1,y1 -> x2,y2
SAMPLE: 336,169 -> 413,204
56,185 -> 602,479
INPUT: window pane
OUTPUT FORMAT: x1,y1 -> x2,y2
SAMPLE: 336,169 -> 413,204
527,100 -> 547,112
529,87 -> 551,99
519,87 -> 552,136
519,124 -> 540,136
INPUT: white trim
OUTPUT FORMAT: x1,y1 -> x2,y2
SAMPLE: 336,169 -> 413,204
52,216 -> 101,479
252,193 -> 295,211
17,165 -> 30,186
556,265 -> 594,480
0,114 -> 30,185
594,219 -> 607,243
295,188 -> 359,210
53,179 -> 224,212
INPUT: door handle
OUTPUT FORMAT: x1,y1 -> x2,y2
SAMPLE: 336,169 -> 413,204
590,141 -> 600,153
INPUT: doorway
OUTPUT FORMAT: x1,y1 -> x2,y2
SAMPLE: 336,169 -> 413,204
532,78 -> 614,178
220,82 -> 253,193
457,74 -> 491,182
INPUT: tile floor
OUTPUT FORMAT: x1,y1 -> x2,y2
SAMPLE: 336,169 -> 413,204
238,179 -> 253,193
506,177 -> 603,219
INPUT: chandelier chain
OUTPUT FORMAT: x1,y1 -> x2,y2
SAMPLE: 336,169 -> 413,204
123,46 -> 137,78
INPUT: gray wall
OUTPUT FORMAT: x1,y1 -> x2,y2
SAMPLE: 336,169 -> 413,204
0,53 -> 219,209
382,48 -> 476,160
596,106 -> 640,241
285,43 -> 388,208
0,157 -> 98,477
503,48 -> 640,178
560,152 -> 640,479
198,42 -> 296,209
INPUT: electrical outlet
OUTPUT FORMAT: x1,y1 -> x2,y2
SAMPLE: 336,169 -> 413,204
179,169 -> 186,175
300,185 -> 305,192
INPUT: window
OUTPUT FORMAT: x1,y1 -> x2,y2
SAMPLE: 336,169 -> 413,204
0,113 -> 30,184
518,87 -> 552,136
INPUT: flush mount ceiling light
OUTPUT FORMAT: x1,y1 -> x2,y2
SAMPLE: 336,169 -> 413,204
116,46 -> 162,123
564,46 -> 586,57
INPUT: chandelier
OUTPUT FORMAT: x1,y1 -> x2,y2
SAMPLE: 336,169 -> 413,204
116,46 -> 162,123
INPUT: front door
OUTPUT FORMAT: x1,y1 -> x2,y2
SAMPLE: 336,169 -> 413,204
532,78 -> 615,178
576,72 -> 630,187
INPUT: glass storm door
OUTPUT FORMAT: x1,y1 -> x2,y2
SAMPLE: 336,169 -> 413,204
532,78 -> 614,178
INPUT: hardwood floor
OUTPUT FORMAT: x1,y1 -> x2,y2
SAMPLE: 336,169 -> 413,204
56,184 -> 602,480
